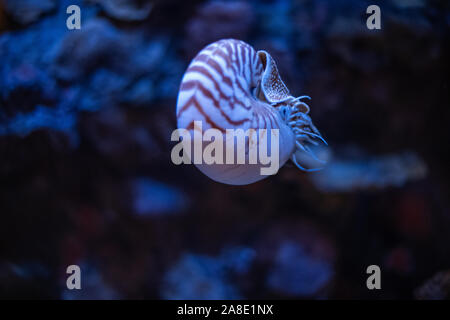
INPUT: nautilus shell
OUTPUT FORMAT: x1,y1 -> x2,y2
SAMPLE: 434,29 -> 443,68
176,39 -> 326,185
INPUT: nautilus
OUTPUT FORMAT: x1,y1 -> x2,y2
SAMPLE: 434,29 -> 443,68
176,39 -> 326,185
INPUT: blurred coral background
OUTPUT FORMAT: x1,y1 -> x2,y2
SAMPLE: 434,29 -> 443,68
0,0 -> 449,299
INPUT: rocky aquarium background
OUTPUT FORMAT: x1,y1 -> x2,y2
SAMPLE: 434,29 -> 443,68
0,0 -> 449,299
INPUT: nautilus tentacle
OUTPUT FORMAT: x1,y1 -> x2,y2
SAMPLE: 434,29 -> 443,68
176,39 -> 326,185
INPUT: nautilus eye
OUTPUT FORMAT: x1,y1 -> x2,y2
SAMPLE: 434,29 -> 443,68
176,39 -> 326,185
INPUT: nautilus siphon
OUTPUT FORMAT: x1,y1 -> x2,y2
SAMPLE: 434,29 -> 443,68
175,39 -> 327,185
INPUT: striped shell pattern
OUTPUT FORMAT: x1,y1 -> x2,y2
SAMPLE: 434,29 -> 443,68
176,39 -> 326,185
